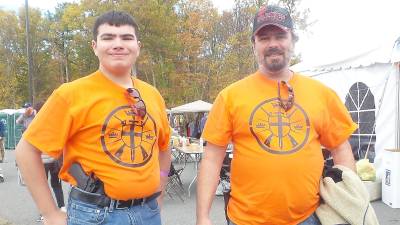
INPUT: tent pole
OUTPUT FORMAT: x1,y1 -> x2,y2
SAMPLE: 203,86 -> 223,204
396,63 -> 400,149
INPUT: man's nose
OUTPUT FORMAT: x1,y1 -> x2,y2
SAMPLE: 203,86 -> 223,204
112,38 -> 124,49
268,37 -> 280,47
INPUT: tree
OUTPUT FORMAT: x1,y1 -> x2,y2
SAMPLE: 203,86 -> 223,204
0,10 -> 22,107
0,0 -> 311,109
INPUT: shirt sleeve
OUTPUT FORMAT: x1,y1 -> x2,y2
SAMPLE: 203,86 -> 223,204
319,89 -> 358,149
201,92 -> 232,147
157,97 -> 171,151
23,89 -> 73,158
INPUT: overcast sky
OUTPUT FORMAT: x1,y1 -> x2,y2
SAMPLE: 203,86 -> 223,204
0,0 -> 71,11
297,0 -> 400,65
0,0 -> 233,12
1,0 -> 400,65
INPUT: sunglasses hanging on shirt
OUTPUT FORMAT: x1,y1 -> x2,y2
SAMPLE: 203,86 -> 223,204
125,87 -> 147,119
277,81 -> 294,112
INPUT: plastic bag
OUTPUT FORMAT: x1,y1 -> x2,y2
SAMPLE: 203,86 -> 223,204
356,159 -> 376,181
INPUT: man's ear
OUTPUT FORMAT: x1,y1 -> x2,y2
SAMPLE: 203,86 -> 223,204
91,40 -> 98,56
138,41 -> 142,48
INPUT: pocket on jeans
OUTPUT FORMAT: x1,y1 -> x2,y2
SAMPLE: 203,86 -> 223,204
144,198 -> 160,212
67,199 -> 107,225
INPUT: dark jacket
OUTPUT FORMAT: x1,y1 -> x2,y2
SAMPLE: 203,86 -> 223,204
0,120 -> 5,138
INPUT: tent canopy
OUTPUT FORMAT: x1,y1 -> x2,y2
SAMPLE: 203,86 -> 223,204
291,35 -> 400,74
170,100 -> 212,113
291,44 -> 393,74
290,35 -> 400,179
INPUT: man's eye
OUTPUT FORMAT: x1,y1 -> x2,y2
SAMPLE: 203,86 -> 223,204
122,36 -> 135,40
277,34 -> 287,39
101,36 -> 113,40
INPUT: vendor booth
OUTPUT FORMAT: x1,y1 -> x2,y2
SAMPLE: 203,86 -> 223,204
170,100 -> 212,113
169,100 -> 212,137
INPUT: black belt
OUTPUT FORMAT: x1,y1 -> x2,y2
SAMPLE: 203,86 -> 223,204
70,187 -> 161,209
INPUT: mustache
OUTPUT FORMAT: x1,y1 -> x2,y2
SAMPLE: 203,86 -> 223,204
264,47 -> 284,56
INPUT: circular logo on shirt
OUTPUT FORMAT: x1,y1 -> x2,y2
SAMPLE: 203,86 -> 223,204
101,106 -> 157,167
249,98 -> 310,154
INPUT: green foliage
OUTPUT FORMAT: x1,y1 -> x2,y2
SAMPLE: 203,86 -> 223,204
0,0 -> 310,109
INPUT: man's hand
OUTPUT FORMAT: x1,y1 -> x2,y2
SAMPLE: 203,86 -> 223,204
15,139 -> 63,224
43,209 -> 66,225
156,193 -> 164,209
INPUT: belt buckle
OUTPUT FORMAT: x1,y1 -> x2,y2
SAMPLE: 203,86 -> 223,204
115,199 -> 132,210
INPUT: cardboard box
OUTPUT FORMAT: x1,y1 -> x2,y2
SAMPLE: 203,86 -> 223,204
382,149 -> 400,208
364,180 -> 382,201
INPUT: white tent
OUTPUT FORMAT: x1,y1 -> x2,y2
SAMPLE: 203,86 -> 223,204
170,100 -> 212,113
291,36 -> 400,178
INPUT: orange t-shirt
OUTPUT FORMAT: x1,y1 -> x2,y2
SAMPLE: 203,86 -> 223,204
202,71 -> 357,225
23,71 -> 171,200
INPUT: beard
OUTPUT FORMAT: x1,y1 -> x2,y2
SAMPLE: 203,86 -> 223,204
261,47 -> 291,72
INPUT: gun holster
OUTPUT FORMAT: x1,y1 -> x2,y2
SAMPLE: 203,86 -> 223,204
68,162 -> 105,194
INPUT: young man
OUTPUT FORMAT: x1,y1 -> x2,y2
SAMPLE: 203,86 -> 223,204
196,4 -> 357,225
16,11 -> 171,225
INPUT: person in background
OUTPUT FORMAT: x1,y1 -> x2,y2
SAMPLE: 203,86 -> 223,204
196,4 -> 356,225
15,11 -> 170,225
34,102 -> 65,222
193,115 -> 201,139
199,113 -> 207,135
189,119 -> 195,138
16,103 -> 36,133
0,119 -> 5,183
15,103 -> 37,187
0,119 -> 5,163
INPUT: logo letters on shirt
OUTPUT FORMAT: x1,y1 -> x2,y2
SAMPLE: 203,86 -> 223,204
101,106 -> 157,167
249,98 -> 310,154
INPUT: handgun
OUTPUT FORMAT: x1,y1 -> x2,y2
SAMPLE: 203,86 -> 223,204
68,162 -> 103,193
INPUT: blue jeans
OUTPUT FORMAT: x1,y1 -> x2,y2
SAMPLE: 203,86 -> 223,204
298,213 -> 322,225
228,213 -> 321,225
67,193 -> 161,225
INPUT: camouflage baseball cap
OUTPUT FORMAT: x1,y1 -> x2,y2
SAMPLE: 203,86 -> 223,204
252,5 -> 293,39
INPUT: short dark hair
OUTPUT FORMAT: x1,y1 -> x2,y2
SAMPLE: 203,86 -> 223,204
93,11 -> 139,41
